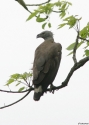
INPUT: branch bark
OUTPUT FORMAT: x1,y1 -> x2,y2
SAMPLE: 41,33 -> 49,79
79,36 -> 89,42
26,0 -> 51,6
47,56 -> 89,91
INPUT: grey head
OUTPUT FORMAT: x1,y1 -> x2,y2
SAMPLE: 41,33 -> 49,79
36,31 -> 53,40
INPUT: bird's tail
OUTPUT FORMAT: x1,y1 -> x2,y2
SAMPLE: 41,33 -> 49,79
33,86 -> 43,101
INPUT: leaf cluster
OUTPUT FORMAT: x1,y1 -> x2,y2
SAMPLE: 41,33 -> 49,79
65,22 -> 89,57
5,72 -> 32,92
16,0 -> 89,58
26,1 -> 72,29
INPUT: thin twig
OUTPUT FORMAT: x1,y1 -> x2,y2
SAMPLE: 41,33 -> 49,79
0,89 -> 30,93
73,22 -> 80,64
16,80 -> 28,86
73,32 -> 79,63
52,10 -> 63,13
21,76 -> 29,85
0,87 -> 34,109
26,0 -> 51,6
79,36 -> 89,42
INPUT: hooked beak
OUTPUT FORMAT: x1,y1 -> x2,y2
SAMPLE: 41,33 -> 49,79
36,34 -> 41,38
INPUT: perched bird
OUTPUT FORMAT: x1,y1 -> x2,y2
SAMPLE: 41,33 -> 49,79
33,31 -> 62,101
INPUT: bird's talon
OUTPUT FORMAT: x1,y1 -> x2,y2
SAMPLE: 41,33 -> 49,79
50,84 -> 55,94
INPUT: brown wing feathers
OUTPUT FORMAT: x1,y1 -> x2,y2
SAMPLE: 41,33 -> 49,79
33,31 -> 62,101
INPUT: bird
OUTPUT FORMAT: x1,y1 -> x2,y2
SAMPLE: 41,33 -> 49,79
33,31 -> 62,101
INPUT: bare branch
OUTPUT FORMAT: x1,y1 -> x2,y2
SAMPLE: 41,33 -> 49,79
26,0 -> 51,6
0,87 -> 34,109
79,36 -> 89,42
74,56 -> 89,70
0,89 -> 30,93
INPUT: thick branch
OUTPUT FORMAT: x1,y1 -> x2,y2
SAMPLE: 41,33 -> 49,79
0,87 -> 34,109
26,0 -> 51,6
47,56 -> 89,91
75,56 -> 89,70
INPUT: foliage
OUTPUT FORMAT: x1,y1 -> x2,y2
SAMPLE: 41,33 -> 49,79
7,0 -> 89,91
0,0 -> 89,109
26,1 -> 72,29
25,0 -> 89,57
5,72 -> 32,92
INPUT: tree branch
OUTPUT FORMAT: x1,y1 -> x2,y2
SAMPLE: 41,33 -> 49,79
52,10 -> 63,13
0,89 -> 29,93
1,56 -> 89,108
47,56 -> 89,91
73,26 -> 79,63
21,76 -> 29,85
0,87 -> 34,109
79,36 -> 89,42
26,0 -> 51,6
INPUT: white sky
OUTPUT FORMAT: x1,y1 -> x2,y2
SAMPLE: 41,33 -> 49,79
0,0 -> 89,125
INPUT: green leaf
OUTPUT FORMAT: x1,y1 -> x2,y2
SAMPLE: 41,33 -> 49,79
28,73 -> 33,77
16,82 -> 20,86
6,79 -> 14,86
60,12 -> 66,18
61,3 -> 67,10
85,49 -> 89,56
77,41 -> 84,48
66,42 -> 75,50
48,22 -> 51,28
11,73 -> 20,80
54,1 -> 61,6
18,87 -> 25,92
58,23 -> 67,28
42,22 -> 47,29
67,51 -> 73,56
44,3 -> 53,14
87,41 -> 89,46
67,2 -> 72,5
80,27 -> 87,38
36,15 -> 46,22
63,15 -> 77,28
26,11 -> 38,21
66,41 -> 83,51
16,0 -> 28,11
22,72 -> 28,79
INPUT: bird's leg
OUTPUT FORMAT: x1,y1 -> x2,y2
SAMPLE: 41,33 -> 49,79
49,84 -> 56,94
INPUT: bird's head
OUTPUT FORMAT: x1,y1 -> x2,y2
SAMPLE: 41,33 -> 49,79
36,31 -> 53,40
